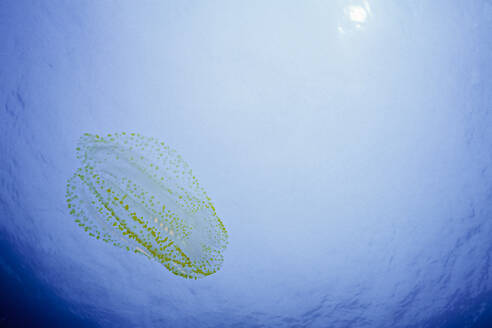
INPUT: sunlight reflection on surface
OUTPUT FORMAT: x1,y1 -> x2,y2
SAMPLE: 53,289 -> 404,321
338,0 -> 372,34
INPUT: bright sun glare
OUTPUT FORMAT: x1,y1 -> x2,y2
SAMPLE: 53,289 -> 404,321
338,1 -> 372,34
347,6 -> 367,23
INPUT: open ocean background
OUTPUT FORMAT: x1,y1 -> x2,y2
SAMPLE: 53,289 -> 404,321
1,1 -> 492,327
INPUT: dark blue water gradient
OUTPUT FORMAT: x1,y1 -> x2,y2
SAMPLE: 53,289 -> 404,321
0,231 -> 95,328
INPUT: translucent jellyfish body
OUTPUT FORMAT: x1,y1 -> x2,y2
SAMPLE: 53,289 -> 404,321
66,133 -> 228,279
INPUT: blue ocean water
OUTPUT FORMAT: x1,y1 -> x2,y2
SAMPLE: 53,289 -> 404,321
1,1 -> 492,327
